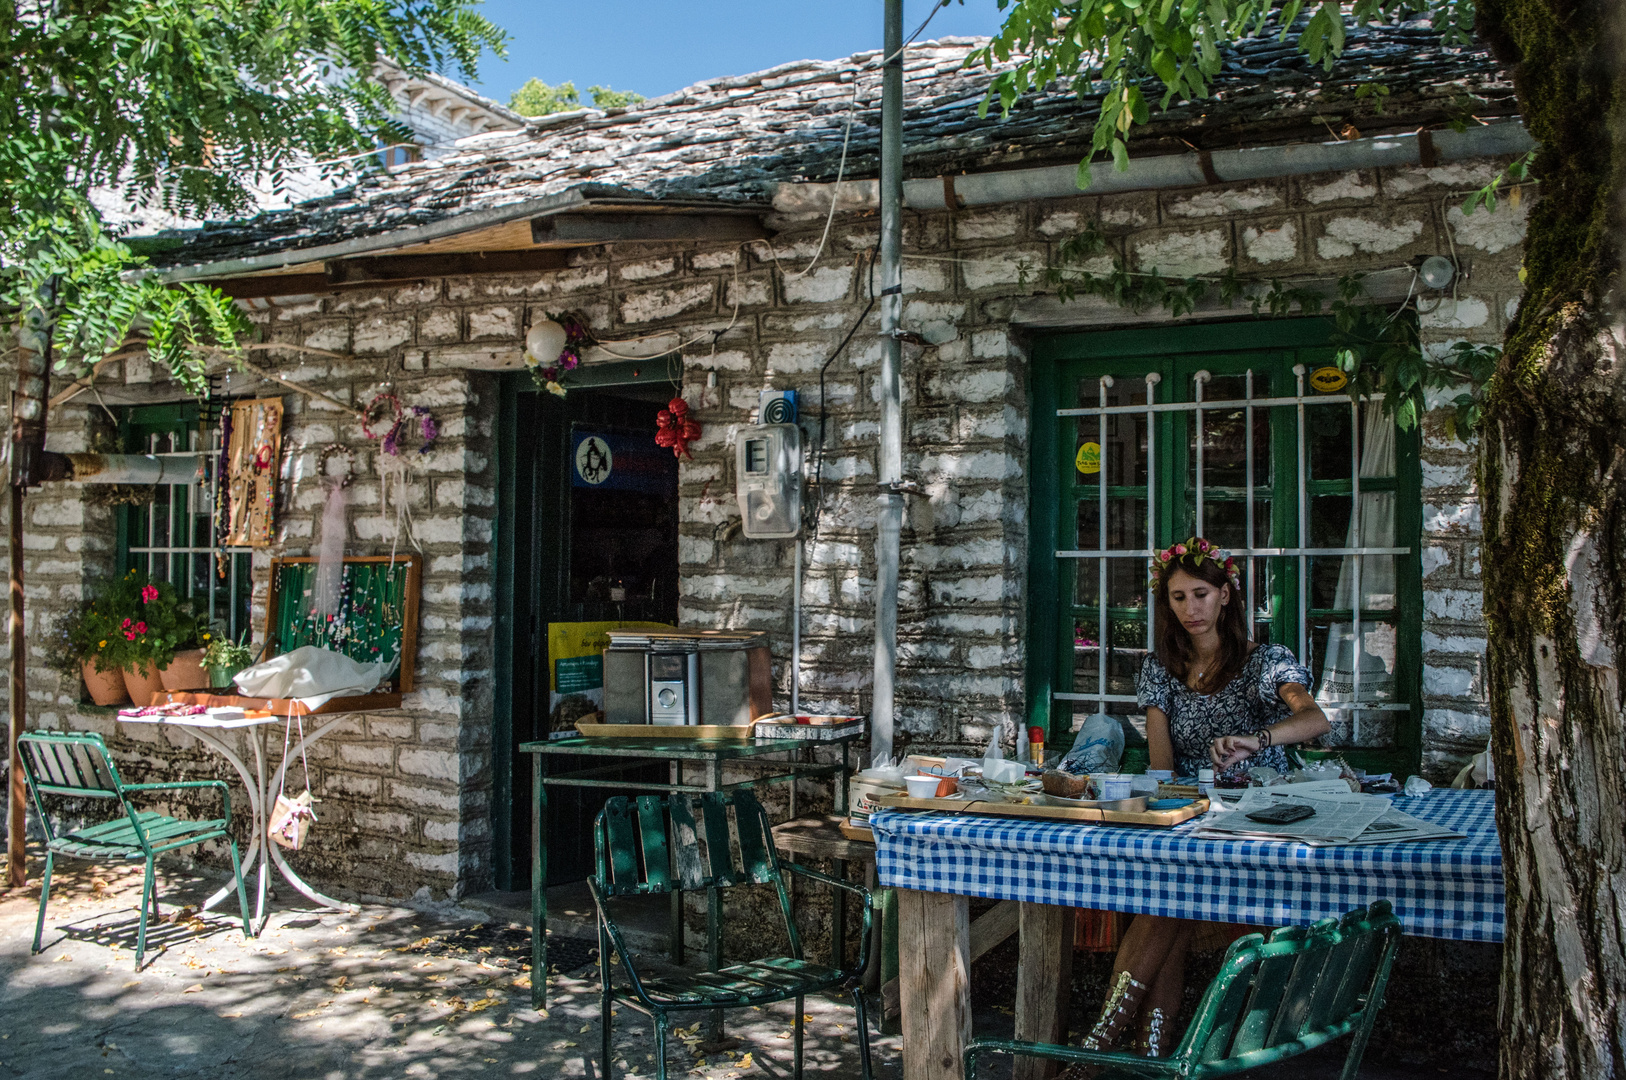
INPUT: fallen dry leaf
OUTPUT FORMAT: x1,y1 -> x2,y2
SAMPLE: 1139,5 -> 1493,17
91,878 -> 110,895
54,955 -> 73,963
181,984 -> 203,994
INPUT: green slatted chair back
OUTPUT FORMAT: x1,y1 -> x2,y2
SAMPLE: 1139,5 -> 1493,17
18,731 -> 124,799
965,901 -> 1402,1080
1178,901 -> 1403,1072
594,790 -> 783,898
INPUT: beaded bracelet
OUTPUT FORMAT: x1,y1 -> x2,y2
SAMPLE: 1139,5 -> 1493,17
1253,726 -> 1274,748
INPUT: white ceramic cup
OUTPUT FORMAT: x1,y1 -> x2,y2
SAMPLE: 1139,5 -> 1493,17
904,774 -> 943,799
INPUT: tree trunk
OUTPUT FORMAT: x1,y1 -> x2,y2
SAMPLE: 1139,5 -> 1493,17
1476,0 -> 1626,1076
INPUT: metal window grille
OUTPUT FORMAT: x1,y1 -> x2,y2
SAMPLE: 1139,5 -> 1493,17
125,424 -> 254,642
1053,363 -> 1412,748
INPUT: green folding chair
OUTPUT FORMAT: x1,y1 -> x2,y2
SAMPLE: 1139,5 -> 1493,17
17,730 -> 254,970
966,901 -> 1403,1080
588,790 -> 875,1080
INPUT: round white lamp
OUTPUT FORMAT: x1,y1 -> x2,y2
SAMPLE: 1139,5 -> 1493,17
1419,255 -> 1456,291
525,318 -> 568,365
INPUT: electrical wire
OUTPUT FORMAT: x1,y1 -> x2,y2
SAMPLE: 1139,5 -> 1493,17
808,242 -> 881,539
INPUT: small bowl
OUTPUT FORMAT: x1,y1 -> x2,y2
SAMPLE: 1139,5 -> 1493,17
904,775 -> 943,799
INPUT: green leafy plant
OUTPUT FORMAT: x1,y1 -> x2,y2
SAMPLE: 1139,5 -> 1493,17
80,571 -> 203,672
201,631 -> 254,672
1461,151 -> 1534,216
509,79 -> 643,117
972,0 -> 1478,186
1043,229 -> 1498,432
1,0 -> 507,391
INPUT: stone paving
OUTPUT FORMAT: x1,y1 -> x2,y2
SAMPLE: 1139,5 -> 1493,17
0,852 -> 899,1080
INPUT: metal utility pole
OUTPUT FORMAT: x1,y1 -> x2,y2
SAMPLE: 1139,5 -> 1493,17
870,0 -> 904,768
8,293 -> 52,887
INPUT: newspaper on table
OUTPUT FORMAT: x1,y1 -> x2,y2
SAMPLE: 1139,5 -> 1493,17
1198,779 -> 1466,845
1338,804 -> 1466,845
1196,780 -> 1393,845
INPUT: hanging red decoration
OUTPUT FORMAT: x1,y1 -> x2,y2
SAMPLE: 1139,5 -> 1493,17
654,397 -> 702,459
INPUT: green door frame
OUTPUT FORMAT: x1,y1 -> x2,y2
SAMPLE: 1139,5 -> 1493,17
1027,319 -> 1424,778
491,358 -> 683,891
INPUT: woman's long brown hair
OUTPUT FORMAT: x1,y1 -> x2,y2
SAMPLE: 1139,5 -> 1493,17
1154,550 -> 1251,694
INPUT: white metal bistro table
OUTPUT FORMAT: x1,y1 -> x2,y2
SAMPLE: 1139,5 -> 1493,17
117,710 -> 359,931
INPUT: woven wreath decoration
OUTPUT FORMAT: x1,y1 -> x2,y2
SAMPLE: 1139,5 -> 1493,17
1150,536 -> 1242,590
361,392 -> 439,456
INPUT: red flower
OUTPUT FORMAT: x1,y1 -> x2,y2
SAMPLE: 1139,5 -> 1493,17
1173,544 -> 1187,555
140,585 -> 159,603
135,621 -> 147,634
121,618 -> 132,629
124,631 -> 136,640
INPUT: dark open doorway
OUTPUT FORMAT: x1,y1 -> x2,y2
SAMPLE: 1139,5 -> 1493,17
493,362 -> 682,891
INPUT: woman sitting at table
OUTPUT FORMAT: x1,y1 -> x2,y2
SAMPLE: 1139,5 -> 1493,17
1081,537 -> 1331,1059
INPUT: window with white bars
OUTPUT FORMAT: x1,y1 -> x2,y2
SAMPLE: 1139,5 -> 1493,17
118,405 -> 255,643
1031,321 -> 1423,773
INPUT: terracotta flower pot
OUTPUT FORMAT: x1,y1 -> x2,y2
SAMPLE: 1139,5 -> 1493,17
122,661 -> 167,706
160,648 -> 210,692
82,660 -> 130,706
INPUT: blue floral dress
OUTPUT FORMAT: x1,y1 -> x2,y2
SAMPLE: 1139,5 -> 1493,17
1135,644 -> 1313,778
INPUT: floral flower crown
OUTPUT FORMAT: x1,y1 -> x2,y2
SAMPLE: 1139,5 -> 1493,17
1150,536 -> 1242,590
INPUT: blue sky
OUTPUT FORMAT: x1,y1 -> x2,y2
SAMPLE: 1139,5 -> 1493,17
464,0 -> 1007,107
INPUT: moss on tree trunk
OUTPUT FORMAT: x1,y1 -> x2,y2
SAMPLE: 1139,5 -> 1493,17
1475,0 -> 1626,1075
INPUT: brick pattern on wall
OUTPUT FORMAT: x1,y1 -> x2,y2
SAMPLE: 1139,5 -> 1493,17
0,157 -> 1523,897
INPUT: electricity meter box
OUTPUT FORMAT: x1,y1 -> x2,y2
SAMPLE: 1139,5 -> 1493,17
602,629 -> 774,727
735,423 -> 802,539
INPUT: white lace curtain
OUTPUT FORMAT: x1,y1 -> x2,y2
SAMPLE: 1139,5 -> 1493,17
1315,405 -> 1397,746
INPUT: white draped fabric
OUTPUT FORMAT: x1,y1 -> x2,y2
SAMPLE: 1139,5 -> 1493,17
1316,405 -> 1397,746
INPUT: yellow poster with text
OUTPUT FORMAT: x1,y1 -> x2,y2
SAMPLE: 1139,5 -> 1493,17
547,621 -> 672,735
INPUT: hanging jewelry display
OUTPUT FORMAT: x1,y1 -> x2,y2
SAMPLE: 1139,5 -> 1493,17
225,397 -> 283,546
312,443 -> 354,622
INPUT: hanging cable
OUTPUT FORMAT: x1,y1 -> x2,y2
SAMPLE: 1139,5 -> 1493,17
808,242 -> 881,539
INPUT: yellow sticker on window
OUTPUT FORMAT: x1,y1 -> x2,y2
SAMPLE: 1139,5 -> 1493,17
1309,366 -> 1349,393
1075,441 -> 1102,474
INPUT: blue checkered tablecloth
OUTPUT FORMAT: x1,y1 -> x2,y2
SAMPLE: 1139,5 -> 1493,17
871,788 -> 1503,942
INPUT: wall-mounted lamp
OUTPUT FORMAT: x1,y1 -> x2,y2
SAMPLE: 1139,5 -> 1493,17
1418,255 -> 1457,291
525,317 -> 567,364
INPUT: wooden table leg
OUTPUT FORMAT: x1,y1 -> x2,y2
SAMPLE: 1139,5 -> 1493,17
1014,903 -> 1074,1080
897,889 -> 971,1080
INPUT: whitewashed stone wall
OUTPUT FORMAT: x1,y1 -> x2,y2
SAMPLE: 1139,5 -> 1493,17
2,156 -> 1524,897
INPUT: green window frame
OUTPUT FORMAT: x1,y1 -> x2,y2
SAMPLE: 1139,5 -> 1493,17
1028,319 -> 1424,777
115,403 -> 255,642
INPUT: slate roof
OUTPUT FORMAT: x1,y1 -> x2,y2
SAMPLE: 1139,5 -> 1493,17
148,25 -> 1516,271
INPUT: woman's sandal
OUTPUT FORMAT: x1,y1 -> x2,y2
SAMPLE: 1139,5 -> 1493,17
1135,1006 -> 1171,1058
1080,969 -> 1149,1051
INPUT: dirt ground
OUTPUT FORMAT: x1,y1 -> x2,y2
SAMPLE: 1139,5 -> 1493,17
0,849 -> 895,1080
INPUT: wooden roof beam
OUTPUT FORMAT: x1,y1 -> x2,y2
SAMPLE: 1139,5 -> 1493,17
531,212 -> 771,245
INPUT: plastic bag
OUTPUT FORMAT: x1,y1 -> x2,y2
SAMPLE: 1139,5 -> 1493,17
975,730 -> 1025,783
1403,775 -> 1433,798
1058,713 -> 1124,776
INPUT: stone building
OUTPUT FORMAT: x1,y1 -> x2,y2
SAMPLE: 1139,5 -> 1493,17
8,27 -> 1526,902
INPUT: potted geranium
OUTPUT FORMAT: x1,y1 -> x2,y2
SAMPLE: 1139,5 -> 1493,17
51,595 -> 129,706
97,571 -> 205,702
201,630 -> 254,690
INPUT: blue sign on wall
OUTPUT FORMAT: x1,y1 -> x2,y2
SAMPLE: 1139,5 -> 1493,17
570,430 -> 674,494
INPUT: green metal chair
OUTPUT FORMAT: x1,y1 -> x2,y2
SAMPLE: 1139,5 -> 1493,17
966,901 -> 1403,1080
588,790 -> 875,1080
17,730 -> 253,970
